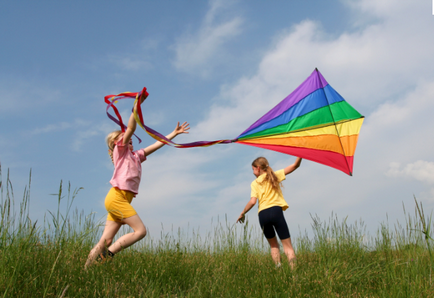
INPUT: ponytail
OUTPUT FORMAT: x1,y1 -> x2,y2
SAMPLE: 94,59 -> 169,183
252,157 -> 282,192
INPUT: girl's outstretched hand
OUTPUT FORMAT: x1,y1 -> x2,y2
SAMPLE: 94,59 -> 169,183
174,121 -> 190,135
237,213 -> 245,224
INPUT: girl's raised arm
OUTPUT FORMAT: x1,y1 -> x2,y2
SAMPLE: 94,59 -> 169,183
122,93 -> 147,146
283,157 -> 302,175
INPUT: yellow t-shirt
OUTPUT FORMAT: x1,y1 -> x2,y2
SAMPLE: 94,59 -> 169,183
251,169 -> 288,213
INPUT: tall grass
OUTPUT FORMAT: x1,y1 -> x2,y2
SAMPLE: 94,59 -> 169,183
1,165 -> 433,297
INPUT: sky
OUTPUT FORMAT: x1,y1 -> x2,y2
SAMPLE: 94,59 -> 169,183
1,0 -> 434,244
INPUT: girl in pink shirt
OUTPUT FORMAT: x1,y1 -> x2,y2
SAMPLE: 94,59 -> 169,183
85,93 -> 190,269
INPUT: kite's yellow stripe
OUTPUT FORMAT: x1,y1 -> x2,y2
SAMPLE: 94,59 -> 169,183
255,118 -> 364,139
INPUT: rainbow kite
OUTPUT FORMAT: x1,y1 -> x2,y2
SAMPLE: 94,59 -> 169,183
105,69 -> 364,175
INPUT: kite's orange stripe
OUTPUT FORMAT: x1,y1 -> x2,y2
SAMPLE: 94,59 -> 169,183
237,134 -> 360,156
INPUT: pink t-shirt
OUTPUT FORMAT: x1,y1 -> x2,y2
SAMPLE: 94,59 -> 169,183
109,136 -> 146,195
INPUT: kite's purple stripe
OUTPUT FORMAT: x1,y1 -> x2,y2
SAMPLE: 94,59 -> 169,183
238,69 -> 328,137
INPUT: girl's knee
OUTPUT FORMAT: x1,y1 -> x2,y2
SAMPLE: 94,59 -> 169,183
99,238 -> 113,247
137,227 -> 147,239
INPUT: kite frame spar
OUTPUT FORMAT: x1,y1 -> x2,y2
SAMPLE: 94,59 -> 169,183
105,69 -> 364,176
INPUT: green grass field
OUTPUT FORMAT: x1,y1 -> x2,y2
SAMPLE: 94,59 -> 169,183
1,168 -> 433,297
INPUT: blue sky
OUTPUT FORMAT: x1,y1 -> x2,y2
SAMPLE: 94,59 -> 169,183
1,0 -> 434,242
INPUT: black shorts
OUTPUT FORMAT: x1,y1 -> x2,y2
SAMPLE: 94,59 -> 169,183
258,206 -> 290,240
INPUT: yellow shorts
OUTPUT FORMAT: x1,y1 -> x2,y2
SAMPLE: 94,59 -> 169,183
105,187 -> 137,222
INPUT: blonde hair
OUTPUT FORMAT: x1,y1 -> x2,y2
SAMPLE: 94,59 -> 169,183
106,130 -> 123,164
252,157 -> 282,192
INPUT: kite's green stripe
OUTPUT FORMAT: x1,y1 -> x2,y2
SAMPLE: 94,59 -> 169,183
239,101 -> 362,140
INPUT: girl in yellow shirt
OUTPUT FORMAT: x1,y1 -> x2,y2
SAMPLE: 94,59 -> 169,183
237,156 -> 302,268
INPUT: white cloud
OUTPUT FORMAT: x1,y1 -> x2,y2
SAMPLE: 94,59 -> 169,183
136,146 -> 223,207
31,122 -> 74,134
152,0 -> 434,235
30,119 -> 92,135
345,0 -> 423,18
172,0 -> 243,76
386,159 -> 434,203
26,119 -> 114,152
72,129 -> 100,152
362,80 -> 434,161
387,161 -> 434,184
107,55 -> 153,72
72,121 -> 116,152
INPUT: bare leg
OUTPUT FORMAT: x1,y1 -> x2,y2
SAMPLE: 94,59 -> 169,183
281,237 -> 296,269
266,236 -> 281,266
108,214 -> 147,254
85,220 -> 122,269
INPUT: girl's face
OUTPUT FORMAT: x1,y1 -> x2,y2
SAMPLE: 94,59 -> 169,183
252,166 -> 261,177
127,138 -> 133,151
115,133 -> 134,151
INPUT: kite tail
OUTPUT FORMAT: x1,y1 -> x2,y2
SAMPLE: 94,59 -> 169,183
106,87 -> 236,148
105,88 -> 148,144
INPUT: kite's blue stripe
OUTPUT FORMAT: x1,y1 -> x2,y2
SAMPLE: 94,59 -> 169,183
239,85 -> 345,138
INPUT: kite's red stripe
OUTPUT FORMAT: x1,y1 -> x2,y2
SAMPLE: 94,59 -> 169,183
237,142 -> 353,175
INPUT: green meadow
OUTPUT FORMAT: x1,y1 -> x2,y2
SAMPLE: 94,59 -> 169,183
1,168 -> 433,297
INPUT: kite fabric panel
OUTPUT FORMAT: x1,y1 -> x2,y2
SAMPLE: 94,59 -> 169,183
105,68 -> 364,175
235,68 -> 364,176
